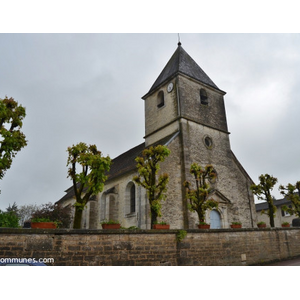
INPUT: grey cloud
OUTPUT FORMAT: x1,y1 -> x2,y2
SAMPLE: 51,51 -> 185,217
0,33 -> 299,209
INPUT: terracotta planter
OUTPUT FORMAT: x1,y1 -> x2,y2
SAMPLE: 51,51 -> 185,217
198,224 -> 210,229
101,223 -> 121,229
257,224 -> 266,228
31,222 -> 57,229
153,224 -> 170,230
282,224 -> 290,228
230,224 -> 242,229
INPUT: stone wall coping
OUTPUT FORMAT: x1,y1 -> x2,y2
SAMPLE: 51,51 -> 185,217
0,227 -> 299,235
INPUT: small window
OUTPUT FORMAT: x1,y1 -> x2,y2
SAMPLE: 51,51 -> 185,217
204,136 -> 213,149
282,205 -> 293,217
157,91 -> 164,108
200,89 -> 208,105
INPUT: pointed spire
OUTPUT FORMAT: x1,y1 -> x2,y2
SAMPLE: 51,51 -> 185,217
144,44 -> 220,98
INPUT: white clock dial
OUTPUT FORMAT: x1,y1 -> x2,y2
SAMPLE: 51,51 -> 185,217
167,82 -> 173,93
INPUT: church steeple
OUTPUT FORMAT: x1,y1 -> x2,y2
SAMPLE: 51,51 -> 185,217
142,43 -> 228,147
143,43 -> 222,99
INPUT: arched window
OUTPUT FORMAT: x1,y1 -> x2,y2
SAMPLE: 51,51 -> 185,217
125,182 -> 136,215
200,88 -> 208,105
130,184 -> 136,213
157,90 -> 165,108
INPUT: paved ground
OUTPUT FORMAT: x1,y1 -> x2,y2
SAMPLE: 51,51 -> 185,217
262,257 -> 300,266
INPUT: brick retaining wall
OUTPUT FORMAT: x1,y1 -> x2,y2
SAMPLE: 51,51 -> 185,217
0,228 -> 300,266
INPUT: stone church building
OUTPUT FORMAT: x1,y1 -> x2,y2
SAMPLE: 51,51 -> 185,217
57,42 -> 257,229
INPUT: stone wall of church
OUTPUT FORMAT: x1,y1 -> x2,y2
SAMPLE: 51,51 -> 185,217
158,135 -> 185,229
144,78 -> 178,142
180,119 -> 257,228
98,171 -> 149,229
178,75 -> 228,133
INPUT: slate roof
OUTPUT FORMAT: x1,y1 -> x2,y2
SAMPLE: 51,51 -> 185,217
106,132 -> 179,182
57,132 -> 179,203
256,198 -> 291,211
143,43 -> 221,98
106,142 -> 145,181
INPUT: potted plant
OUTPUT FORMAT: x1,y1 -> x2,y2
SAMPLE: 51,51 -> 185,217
101,220 -> 121,229
257,221 -> 266,228
153,221 -> 170,230
198,221 -> 210,229
30,202 -> 71,229
31,217 -> 57,229
230,221 -> 242,228
281,222 -> 290,228
184,163 -> 218,231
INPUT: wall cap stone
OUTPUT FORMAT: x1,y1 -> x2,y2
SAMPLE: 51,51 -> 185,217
0,227 -> 299,235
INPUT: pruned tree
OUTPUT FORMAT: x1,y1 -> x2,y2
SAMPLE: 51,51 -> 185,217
250,174 -> 278,227
0,96 -> 27,191
133,145 -> 170,228
279,181 -> 300,218
67,142 -> 111,229
184,163 -> 218,225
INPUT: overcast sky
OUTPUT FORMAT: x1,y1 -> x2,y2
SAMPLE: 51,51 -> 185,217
0,33 -> 299,210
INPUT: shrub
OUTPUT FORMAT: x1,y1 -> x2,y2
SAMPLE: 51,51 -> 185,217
0,210 -> 20,228
31,202 -> 71,228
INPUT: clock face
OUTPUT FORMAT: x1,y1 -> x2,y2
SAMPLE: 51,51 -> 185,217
167,82 -> 173,93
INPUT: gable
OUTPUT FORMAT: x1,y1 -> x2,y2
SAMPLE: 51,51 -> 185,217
211,190 -> 232,204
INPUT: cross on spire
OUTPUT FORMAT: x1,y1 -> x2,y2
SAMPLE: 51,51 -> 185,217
178,33 -> 181,46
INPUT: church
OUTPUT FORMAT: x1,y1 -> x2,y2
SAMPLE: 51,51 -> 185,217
57,42 -> 257,229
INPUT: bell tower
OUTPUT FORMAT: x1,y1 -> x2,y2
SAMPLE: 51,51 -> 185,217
142,42 -> 256,229
142,42 -> 229,147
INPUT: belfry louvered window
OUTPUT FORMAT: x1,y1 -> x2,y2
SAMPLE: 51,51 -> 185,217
157,91 -> 165,108
200,89 -> 208,105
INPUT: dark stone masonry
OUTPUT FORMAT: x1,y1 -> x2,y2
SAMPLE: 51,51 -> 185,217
1,228 -> 300,266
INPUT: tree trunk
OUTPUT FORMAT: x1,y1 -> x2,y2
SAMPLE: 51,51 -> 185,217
73,206 -> 83,229
150,207 -> 157,229
269,205 -> 275,227
268,197 -> 275,227
197,210 -> 204,224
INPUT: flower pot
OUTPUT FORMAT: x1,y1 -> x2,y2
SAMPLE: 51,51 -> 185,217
101,223 -> 121,229
31,222 -> 57,229
257,224 -> 266,228
198,224 -> 210,229
282,224 -> 290,228
230,224 -> 242,229
153,224 -> 170,230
